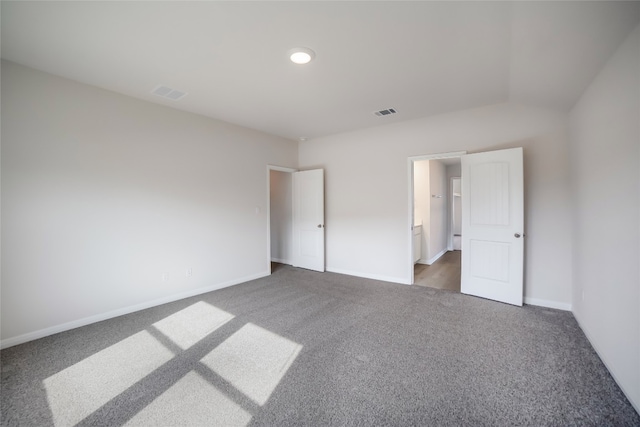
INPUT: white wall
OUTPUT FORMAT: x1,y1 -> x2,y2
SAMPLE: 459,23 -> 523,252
0,60 -> 298,346
427,160 -> 448,262
569,24 -> 640,412
299,102 -> 572,308
413,160 -> 430,260
447,163 -> 462,182
269,170 -> 293,264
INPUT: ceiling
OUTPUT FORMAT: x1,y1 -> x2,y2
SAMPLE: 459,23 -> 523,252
2,1 -> 639,141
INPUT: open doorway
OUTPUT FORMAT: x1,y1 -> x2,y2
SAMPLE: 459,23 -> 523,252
267,166 -> 326,274
451,177 -> 462,251
409,152 -> 464,290
268,166 -> 295,273
409,148 -> 525,305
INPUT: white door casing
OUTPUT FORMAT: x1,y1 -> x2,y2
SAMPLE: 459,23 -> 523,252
292,169 -> 325,272
461,148 -> 524,306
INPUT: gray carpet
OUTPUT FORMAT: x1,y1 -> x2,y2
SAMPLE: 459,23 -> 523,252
2,264 -> 639,426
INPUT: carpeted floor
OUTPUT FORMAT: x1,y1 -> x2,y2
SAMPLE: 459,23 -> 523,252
2,264 -> 639,426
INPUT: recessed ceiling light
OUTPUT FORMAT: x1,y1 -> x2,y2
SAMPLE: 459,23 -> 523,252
288,47 -> 315,65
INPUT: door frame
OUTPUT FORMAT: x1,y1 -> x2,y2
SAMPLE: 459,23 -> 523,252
267,165 -> 297,273
407,151 -> 466,285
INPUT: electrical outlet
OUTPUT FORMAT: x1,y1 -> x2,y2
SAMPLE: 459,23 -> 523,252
186,268 -> 193,278
161,272 -> 169,282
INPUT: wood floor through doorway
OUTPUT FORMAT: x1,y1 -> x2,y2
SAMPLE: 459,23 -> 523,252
414,250 -> 461,292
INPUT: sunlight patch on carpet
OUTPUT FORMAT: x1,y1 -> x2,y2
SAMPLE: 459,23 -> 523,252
200,323 -> 302,406
152,301 -> 234,350
124,371 -> 252,426
43,330 -> 174,427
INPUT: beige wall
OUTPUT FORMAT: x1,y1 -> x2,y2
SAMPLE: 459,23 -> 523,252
299,102 -> 572,308
1,60 -> 298,346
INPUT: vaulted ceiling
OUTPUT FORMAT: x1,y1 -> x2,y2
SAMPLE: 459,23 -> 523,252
2,1 -> 639,141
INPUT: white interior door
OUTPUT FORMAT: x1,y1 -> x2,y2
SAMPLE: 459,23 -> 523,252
293,169 -> 325,272
461,147 -> 524,306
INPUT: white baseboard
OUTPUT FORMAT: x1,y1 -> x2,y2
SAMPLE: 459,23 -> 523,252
523,297 -> 571,311
419,248 -> 448,266
0,270 -> 270,350
326,267 -> 409,285
271,258 -> 292,265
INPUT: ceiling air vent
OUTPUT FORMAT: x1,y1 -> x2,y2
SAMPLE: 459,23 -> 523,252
152,85 -> 188,101
374,108 -> 397,117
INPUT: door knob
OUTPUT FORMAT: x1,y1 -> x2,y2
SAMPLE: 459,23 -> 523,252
317,224 -> 324,228
514,233 -> 521,238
